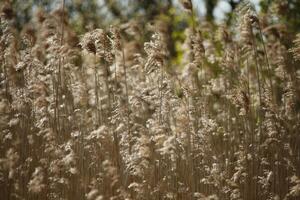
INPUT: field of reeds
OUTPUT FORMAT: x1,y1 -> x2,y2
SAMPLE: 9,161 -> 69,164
0,0 -> 300,199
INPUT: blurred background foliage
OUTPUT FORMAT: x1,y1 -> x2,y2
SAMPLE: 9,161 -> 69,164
2,0 -> 300,61
4,0 -> 300,31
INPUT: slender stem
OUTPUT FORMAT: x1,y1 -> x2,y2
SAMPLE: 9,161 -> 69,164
258,25 -> 274,98
60,0 -> 65,46
94,55 -> 101,125
121,47 -> 131,153
250,28 -> 263,115
55,0 -> 65,134
251,26 -> 264,200
2,59 -> 10,101
159,63 -> 164,124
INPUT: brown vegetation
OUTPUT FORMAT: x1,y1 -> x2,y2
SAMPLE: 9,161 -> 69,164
0,1 -> 300,200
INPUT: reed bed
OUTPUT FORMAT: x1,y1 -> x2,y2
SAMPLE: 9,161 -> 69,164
0,1 -> 300,199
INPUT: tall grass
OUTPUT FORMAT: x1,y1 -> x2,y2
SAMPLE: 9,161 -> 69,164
0,1 -> 300,200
